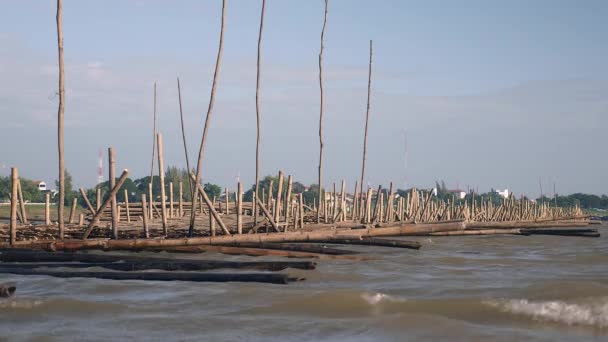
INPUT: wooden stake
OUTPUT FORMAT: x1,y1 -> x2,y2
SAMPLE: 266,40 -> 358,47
96,187 -> 101,211
274,171 -> 284,223
148,183 -> 154,220
157,133 -> 168,234
285,175 -> 293,226
56,0 -> 66,240
317,0 -> 328,224
299,193 -> 304,229
179,181 -> 184,217
10,168 -> 18,245
237,182 -> 243,234
124,189 -> 131,223
45,193 -> 51,225
17,181 -> 27,224
189,0 -> 226,233
169,182 -> 174,219
108,147 -> 118,239
68,197 -> 77,224
141,194 -> 149,238
79,188 -> 95,215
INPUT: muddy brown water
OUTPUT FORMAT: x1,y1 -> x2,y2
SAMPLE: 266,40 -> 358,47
1,225 -> 607,341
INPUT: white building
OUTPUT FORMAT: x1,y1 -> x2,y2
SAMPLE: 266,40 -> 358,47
33,181 -> 47,191
495,188 -> 509,199
448,189 -> 467,199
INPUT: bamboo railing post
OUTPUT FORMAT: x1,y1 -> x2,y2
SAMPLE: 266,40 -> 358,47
96,188 -> 101,211
224,188 -> 229,215
68,198 -> 77,224
254,0 -> 267,225
141,194 -> 149,238
79,188 -> 95,215
317,0 -> 328,224
83,170 -> 129,239
340,180 -> 346,221
274,171 -> 284,223
365,187 -> 373,224
360,40 -> 373,208
179,181 -> 184,217
124,189 -> 131,222
10,168 -> 18,245
45,193 -> 51,225
210,213 -> 217,236
108,147 -> 118,239
189,0 -> 227,234
267,179 -> 274,212
157,133 -> 168,234
17,181 -> 27,224
299,193 -> 304,229
285,175 -> 293,224
78,213 -> 84,227
169,182 -> 174,219
148,183 -> 154,220
56,0 -> 66,240
116,206 -> 121,223
237,182 -> 243,234
353,181 -> 359,220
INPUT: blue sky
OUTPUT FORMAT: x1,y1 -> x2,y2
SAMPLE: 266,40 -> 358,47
0,0 -> 606,196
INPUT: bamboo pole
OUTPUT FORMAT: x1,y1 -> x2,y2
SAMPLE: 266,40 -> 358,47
10,168 -> 18,245
255,197 -> 280,232
17,181 -> 27,224
275,171 -> 284,223
150,82 -> 157,194
360,40 -> 373,200
148,183 -> 154,220
176,78 -> 194,230
96,188 -> 101,211
124,189 -> 131,222
299,193 -> 304,229
157,133 -> 168,234
83,170 -> 129,239
141,194 -> 149,238
179,181 -> 184,217
68,197 -> 77,224
79,188 -> 95,215
285,175 -> 293,226
224,188 -> 229,215
108,147 -> 118,239
237,182 -> 243,234
254,0 -> 266,225
169,182 -> 174,219
317,0 -> 328,224
56,0 -> 66,240
190,177 -> 230,236
45,193 -> 51,225
190,0 -> 226,233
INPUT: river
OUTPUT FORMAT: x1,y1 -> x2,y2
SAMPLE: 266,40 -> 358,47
1,225 -> 607,341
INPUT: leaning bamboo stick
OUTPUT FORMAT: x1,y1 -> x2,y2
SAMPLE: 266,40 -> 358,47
17,181 -> 27,224
157,133 -> 168,234
10,168 -> 18,245
108,147 -> 118,239
83,169 -> 129,239
80,188 -> 95,215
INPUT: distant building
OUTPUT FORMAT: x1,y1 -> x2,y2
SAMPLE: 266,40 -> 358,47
33,181 -> 47,191
448,189 -> 467,199
494,189 -> 509,199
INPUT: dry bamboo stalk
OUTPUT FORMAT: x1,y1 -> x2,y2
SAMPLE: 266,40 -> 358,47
68,198 -> 77,224
96,188 -> 101,211
360,40 -> 373,203
157,133 -> 168,234
254,0 -> 266,225
275,171 -> 284,223
237,182 -> 243,234
332,183 -> 338,221
79,188 -> 95,215
189,0 -> 226,233
116,206 -> 121,223
169,182 -> 174,219
10,168 -> 18,245
255,197 -> 280,232
45,193 -> 51,225
317,0 -> 328,224
340,180 -> 346,221
150,82 -> 157,193
78,213 -> 84,227
17,181 -> 27,224
353,180 -> 359,220
176,78 -> 194,228
148,183 -> 154,220
285,175 -> 293,224
83,169 -> 129,239
179,181 -> 184,217
299,193 -> 304,229
141,194 -> 149,238
387,182 -> 393,223
124,189 -> 131,223
210,211 -> 216,236
224,188 -> 229,215
108,147 -> 118,239
268,179 -> 274,212
365,187 -> 372,224
189,174 -> 230,235
56,0 -> 65,239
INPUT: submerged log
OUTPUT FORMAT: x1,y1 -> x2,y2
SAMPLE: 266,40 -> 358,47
0,283 -> 16,298
0,250 -> 315,270
520,228 -> 600,237
295,238 -> 421,250
465,221 -> 590,229
163,245 -> 370,260
0,268 -> 300,284
216,242 -> 360,255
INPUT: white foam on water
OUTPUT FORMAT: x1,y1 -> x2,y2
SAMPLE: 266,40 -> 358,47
361,292 -> 406,305
485,298 -> 608,328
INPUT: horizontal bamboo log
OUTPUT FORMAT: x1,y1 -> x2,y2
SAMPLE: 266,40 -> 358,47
215,242 -> 360,255
0,283 -> 16,298
0,268 -> 301,284
431,229 -> 522,236
296,238 -> 421,250
465,221 -> 590,229
161,245 -> 370,260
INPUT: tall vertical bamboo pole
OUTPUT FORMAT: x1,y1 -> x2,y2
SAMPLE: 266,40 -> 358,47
317,0 -> 328,224
124,189 -> 131,223
360,40 -> 372,200
169,182 -> 174,218
353,181 -> 359,220
108,147 -> 117,239
299,193 -> 304,229
274,171 -> 284,223
284,175 -> 293,224
190,0 -> 226,233
141,194 -> 149,238
150,82 -> 157,195
254,0 -> 266,224
177,79 -> 194,225
56,0 -> 65,239
157,133 -> 168,234
148,183 -> 154,220
45,193 -> 51,225
17,181 -> 27,224
179,181 -> 184,217
10,168 -> 18,245
237,182 -> 243,234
